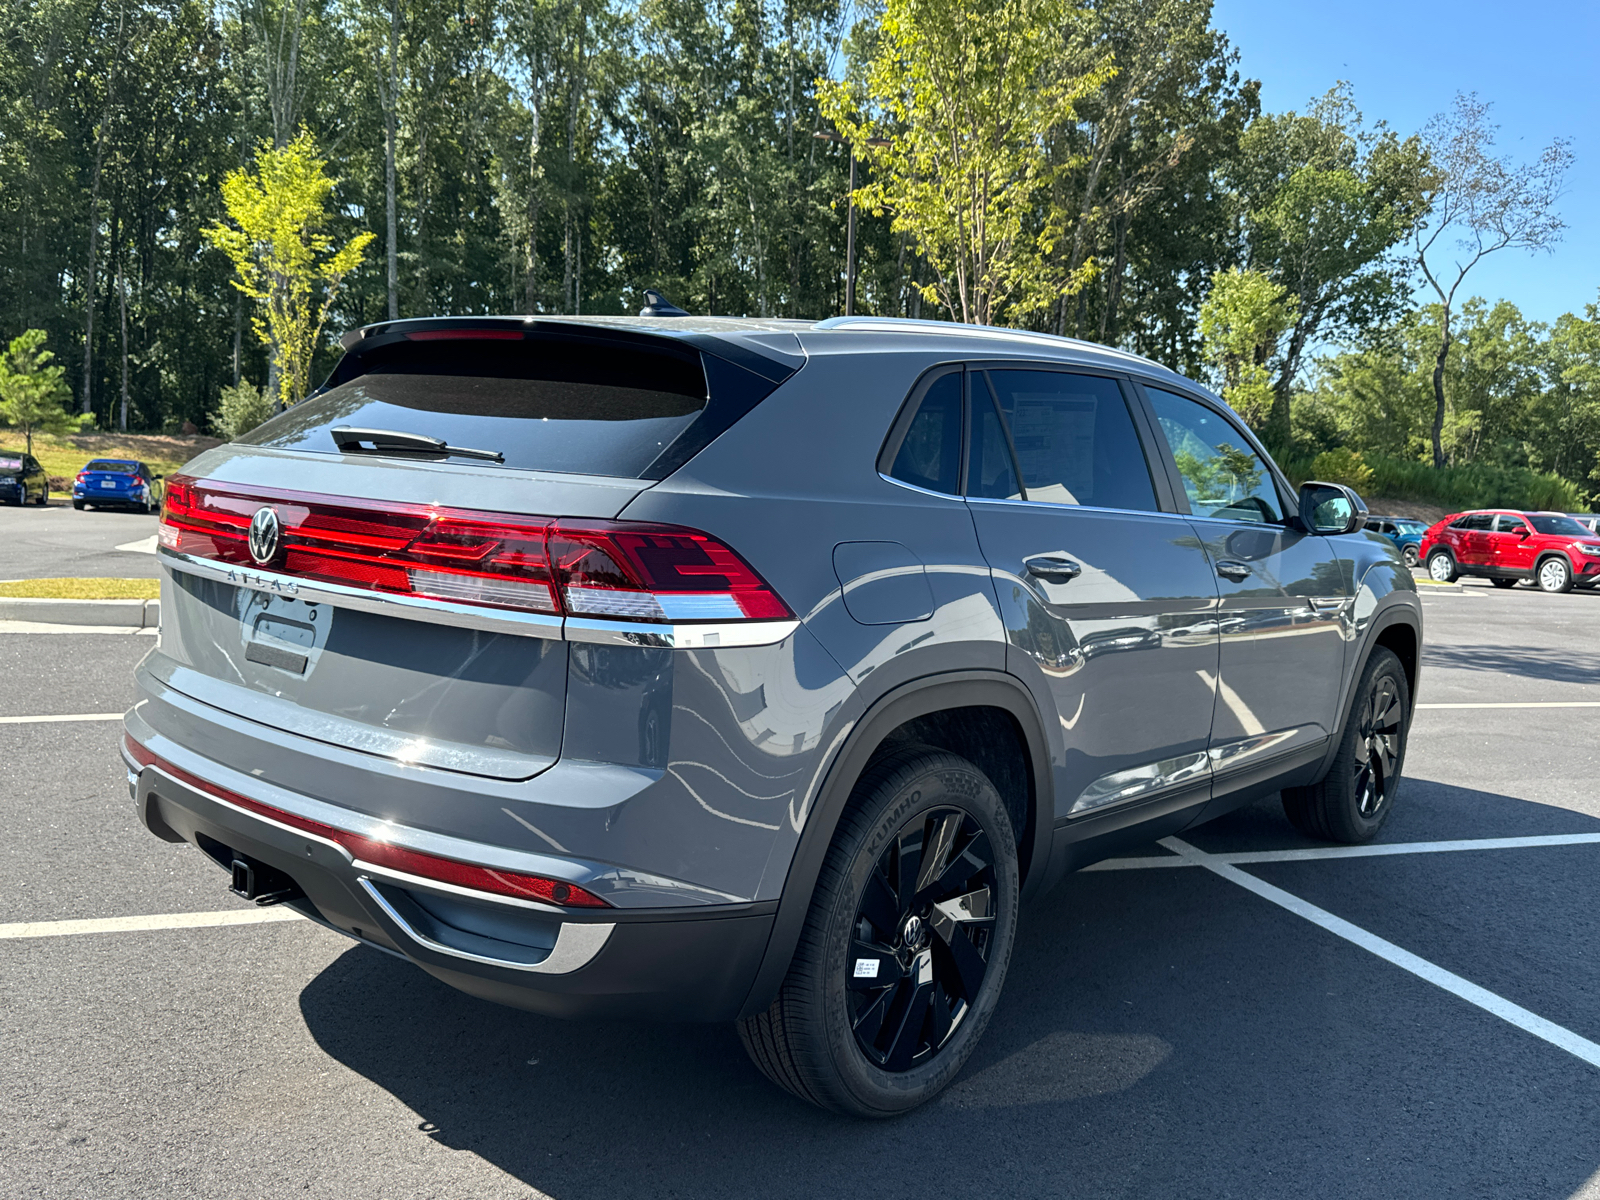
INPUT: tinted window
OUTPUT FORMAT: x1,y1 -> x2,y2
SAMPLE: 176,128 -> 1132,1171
1146,388 -> 1282,524
967,387 -> 1022,500
239,333 -> 765,479
983,371 -> 1158,511
887,373 -> 962,495
85,460 -> 138,474
1451,514 -> 1492,531
0,455 -> 20,471
1530,514 -> 1591,536
1496,515 -> 1530,533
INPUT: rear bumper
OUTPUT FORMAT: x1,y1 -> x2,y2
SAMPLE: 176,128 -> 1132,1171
123,737 -> 775,1022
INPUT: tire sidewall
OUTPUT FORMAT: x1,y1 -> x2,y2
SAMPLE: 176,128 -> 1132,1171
1539,556 -> 1572,593
815,757 -> 1019,1115
1427,550 -> 1456,582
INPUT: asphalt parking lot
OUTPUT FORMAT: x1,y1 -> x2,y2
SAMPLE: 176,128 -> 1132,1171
4,577 -> 1599,1199
0,502 -> 161,580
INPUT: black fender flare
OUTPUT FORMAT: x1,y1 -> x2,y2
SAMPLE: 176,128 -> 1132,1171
1533,549 -> 1576,581
736,669 -> 1052,1020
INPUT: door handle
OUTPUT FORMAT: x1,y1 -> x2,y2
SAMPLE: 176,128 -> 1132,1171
1024,555 -> 1083,583
1215,560 -> 1251,582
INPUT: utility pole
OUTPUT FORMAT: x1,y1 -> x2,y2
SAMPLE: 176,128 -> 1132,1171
814,130 -> 891,316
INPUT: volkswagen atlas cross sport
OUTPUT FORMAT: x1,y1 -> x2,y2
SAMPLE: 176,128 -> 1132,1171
1420,509 -> 1600,592
123,313 -> 1422,1117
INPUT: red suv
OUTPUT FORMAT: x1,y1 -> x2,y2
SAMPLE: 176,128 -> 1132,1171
1421,510 -> 1600,592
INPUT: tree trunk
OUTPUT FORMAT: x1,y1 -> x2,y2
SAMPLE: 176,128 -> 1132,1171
384,0 -> 400,320
1431,312 -> 1452,469
233,292 -> 242,385
80,1 -> 126,417
118,261 -> 129,432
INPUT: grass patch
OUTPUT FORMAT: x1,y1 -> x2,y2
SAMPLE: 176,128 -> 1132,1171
0,577 -> 160,599
1282,453 -> 1586,513
0,431 -> 223,491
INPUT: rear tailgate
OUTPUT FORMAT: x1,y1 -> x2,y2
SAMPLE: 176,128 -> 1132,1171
146,320 -> 795,784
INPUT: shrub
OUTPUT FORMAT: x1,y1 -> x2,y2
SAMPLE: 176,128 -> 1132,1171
1309,448 -> 1375,493
1363,456 -> 1586,513
214,380 -> 275,440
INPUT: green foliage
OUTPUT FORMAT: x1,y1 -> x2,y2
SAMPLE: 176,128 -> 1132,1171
214,380 -> 276,440
1364,455 -> 1584,513
820,0 -> 1113,324
0,329 -> 76,455
205,133 -> 375,408
1308,448 -> 1374,492
1198,266 -> 1297,434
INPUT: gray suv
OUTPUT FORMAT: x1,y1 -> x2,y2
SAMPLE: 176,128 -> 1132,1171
123,315 -> 1421,1116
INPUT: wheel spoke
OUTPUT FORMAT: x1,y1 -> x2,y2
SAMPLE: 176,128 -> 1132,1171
883,960 -> 935,1072
893,828 -> 925,912
932,917 -> 988,1002
851,983 -> 894,1046
913,812 -> 963,896
919,827 -> 991,906
858,869 -> 901,938
1373,733 -> 1399,777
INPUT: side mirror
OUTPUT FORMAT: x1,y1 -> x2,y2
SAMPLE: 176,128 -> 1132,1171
1299,480 -> 1367,535
1517,528 -> 1531,539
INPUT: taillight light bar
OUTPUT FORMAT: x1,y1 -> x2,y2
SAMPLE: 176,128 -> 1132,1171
124,735 -> 609,908
159,475 -> 790,624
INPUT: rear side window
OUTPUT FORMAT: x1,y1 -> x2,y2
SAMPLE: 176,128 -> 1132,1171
241,330 -> 785,479
1451,514 -> 1492,531
887,373 -> 962,494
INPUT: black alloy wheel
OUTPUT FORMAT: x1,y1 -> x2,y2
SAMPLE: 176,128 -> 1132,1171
1351,672 -> 1403,820
1402,545 -> 1419,567
846,807 -> 996,1072
1283,646 -> 1410,844
739,745 -> 1019,1117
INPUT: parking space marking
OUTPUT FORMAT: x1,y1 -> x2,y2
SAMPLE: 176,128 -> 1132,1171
1084,831 -> 1600,871
1161,836 -> 1600,1070
0,712 -> 124,725
1417,702 -> 1600,710
0,907 -> 303,939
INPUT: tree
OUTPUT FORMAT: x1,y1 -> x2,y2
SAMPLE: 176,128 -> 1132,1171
204,132 -> 374,409
1413,93 -> 1572,468
819,0 -> 1113,325
0,329 -> 76,455
1198,266 -> 1297,432
1233,85 -> 1431,449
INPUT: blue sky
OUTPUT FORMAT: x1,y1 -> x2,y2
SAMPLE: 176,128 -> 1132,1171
1211,0 -> 1598,327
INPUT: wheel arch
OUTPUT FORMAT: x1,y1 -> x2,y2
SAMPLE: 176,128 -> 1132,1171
1534,549 -> 1575,579
737,670 -> 1051,1020
1315,603 -> 1421,783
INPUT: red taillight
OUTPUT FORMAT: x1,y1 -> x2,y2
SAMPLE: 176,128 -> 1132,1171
124,734 -> 609,908
159,475 -> 790,623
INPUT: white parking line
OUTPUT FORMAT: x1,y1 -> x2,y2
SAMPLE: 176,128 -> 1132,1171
0,712 -> 124,725
0,907 -> 303,939
1161,836 -> 1600,1070
1083,831 -> 1600,870
1417,702 -> 1600,709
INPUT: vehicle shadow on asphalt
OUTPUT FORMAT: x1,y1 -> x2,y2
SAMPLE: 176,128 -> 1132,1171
1421,642 -> 1600,686
299,781 -> 1600,1200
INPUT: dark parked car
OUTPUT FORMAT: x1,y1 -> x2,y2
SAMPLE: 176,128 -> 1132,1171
0,449 -> 49,506
1365,515 -> 1426,567
124,314 -> 1422,1116
73,459 -> 163,512
1420,509 -> 1600,592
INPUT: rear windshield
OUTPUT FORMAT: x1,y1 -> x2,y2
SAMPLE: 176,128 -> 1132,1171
1530,514 -> 1591,537
0,456 -> 21,470
85,460 -> 138,473
241,332 -> 716,478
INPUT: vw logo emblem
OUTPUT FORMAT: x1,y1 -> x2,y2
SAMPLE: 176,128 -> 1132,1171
247,506 -> 281,566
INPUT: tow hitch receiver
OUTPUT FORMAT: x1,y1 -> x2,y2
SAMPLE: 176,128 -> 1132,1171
229,854 -> 303,906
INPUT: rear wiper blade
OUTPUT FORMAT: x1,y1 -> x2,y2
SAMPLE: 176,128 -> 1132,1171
331,427 -> 504,464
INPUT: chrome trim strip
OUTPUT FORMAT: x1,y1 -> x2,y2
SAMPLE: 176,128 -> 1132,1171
159,546 -> 798,648
352,858 -> 574,915
357,877 -> 614,975
1208,729 -> 1303,774
159,547 -> 565,640
563,616 -> 799,649
1068,750 -> 1211,818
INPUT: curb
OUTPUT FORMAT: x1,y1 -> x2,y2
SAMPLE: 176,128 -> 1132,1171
1412,579 -> 1465,593
0,597 -> 159,627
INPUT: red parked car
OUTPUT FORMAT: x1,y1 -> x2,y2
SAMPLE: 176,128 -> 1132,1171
1420,510 -> 1600,593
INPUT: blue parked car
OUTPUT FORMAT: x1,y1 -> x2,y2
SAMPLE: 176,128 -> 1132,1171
72,459 -> 163,513
1365,514 -> 1426,567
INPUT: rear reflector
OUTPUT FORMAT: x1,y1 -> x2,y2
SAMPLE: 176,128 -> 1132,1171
159,476 -> 790,624
124,735 -> 609,908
